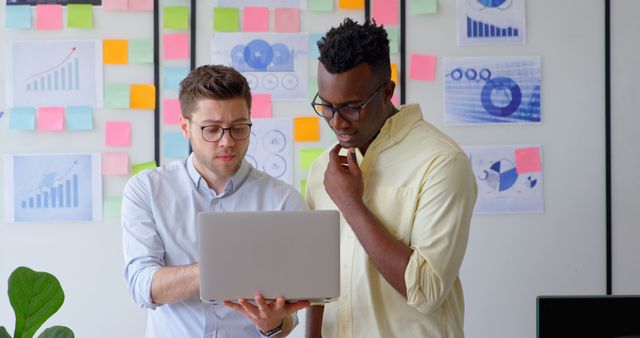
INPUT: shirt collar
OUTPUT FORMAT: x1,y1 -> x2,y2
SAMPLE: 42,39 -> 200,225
369,104 -> 423,154
185,153 -> 252,195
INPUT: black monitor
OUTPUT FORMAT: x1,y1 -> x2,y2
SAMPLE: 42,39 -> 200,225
537,295 -> 640,338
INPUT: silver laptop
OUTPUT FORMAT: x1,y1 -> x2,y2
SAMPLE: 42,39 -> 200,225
197,210 -> 340,303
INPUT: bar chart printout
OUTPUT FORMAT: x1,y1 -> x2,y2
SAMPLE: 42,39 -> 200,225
457,0 -> 526,45
3,153 -> 102,222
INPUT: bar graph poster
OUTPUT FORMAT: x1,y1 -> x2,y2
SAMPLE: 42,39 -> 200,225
211,33 -> 308,100
246,118 -> 293,185
444,56 -> 541,125
456,0 -> 526,45
6,40 -> 103,108
3,153 -> 102,223
463,145 -> 544,214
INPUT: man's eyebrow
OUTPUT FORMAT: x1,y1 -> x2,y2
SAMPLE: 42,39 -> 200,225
317,94 -> 362,107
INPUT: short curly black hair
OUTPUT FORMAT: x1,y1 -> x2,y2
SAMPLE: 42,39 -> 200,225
318,18 -> 390,78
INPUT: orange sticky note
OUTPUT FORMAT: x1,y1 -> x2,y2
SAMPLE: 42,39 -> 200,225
128,0 -> 153,11
339,0 -> 364,9
243,7 -> 269,32
37,107 -> 64,131
275,8 -> 299,33
294,116 -> 320,142
163,99 -> 181,125
391,63 -> 398,84
36,4 -> 62,30
130,84 -> 156,109
515,147 -> 542,174
409,54 -> 436,81
163,33 -> 189,60
103,40 -> 128,64
251,93 -> 272,118
372,0 -> 398,25
106,121 -> 131,147
103,152 -> 129,175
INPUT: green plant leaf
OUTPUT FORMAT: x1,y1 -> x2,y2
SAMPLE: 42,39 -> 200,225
8,267 -> 64,338
38,326 -> 74,338
0,326 -> 12,338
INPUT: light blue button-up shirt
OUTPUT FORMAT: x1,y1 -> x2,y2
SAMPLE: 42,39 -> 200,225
122,154 -> 308,338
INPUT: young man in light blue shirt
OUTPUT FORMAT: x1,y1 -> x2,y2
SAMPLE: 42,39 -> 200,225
122,65 -> 309,338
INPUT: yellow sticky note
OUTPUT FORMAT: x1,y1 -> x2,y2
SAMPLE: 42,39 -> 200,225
300,148 -> 325,170
132,161 -> 157,175
339,0 -> 364,9
300,179 -> 307,196
130,84 -> 156,109
103,39 -> 128,64
391,63 -> 398,84
294,116 -> 320,142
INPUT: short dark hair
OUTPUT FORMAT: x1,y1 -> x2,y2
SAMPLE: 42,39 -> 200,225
317,18 -> 390,78
178,65 -> 252,118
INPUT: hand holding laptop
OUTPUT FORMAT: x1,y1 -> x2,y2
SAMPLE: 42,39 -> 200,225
224,294 -> 310,336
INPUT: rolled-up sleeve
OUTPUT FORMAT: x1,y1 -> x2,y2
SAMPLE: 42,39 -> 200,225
404,151 -> 477,314
121,174 -> 165,309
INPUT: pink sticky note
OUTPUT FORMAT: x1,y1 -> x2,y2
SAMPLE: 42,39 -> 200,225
37,107 -> 64,131
103,152 -> 129,175
391,91 -> 399,106
128,0 -> 153,11
36,4 -> 63,30
251,93 -> 272,118
515,147 -> 542,174
103,0 -> 128,10
372,0 -> 398,25
163,99 -> 182,125
409,54 -> 437,81
275,8 -> 299,33
106,121 -> 131,147
243,7 -> 269,32
163,33 -> 189,60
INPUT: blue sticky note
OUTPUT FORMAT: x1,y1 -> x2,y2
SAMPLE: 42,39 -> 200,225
9,107 -> 36,130
310,33 -> 323,60
5,5 -> 32,29
66,106 -> 93,130
163,132 -> 189,158
164,67 -> 189,91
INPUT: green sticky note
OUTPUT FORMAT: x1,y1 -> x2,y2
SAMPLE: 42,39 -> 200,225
129,39 -> 153,64
163,6 -> 189,29
105,84 -> 130,108
411,0 -> 437,14
300,149 -> 324,170
309,76 -> 318,100
104,196 -> 123,217
213,7 -> 239,32
132,161 -> 157,175
300,179 -> 307,196
67,4 -> 93,29
386,27 -> 399,54
309,0 -> 333,11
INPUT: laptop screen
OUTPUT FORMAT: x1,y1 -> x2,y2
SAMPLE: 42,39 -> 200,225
537,295 -> 640,338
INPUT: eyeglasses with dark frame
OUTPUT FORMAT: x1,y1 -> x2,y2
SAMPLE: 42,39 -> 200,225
188,119 -> 253,142
310,82 -> 387,122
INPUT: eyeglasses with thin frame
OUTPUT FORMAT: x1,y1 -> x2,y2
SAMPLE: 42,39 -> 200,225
188,119 -> 253,142
310,82 -> 387,122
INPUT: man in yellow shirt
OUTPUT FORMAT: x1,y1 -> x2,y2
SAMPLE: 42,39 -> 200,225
305,18 -> 478,338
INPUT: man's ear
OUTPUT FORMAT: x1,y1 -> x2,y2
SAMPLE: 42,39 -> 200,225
179,115 -> 190,139
384,81 -> 396,103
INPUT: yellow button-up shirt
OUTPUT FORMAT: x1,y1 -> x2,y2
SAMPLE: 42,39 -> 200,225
306,104 -> 477,338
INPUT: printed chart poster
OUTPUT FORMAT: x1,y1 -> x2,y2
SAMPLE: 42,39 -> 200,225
7,40 -> 103,108
457,0 -> 526,45
246,118 -> 293,186
3,153 -> 102,223
463,145 -> 544,214
444,56 -> 541,125
212,33 -> 308,100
